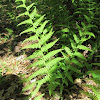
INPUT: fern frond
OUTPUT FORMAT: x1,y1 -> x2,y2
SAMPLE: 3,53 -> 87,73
15,1 -> 64,99
44,49 -> 63,61
28,59 -> 44,68
15,0 -> 99,99
77,45 -> 93,52
36,20 -> 48,35
64,47 -> 73,56
23,34 -> 38,42
30,7 -> 37,19
82,55 -> 100,100
29,75 -> 50,98
20,26 -> 36,35
17,11 -> 29,19
16,4 -> 26,9
39,28 -> 54,44
71,58 -> 83,68
41,39 -> 59,51
17,19 -> 33,26
69,65 -> 82,74
87,70 -> 100,80
83,32 -> 95,38
26,3 -> 35,11
73,33 -> 80,44
45,57 -> 64,68
33,15 -> 45,28
73,52 -> 87,60
25,50 -> 42,60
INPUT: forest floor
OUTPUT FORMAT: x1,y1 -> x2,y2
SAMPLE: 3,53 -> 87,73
0,33 -> 98,100
0,1 -> 99,100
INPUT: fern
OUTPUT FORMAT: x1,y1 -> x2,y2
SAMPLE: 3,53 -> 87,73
56,0 -> 98,78
46,21 -> 96,96
55,0 -> 97,95
15,0 -> 99,99
81,56 -> 100,100
15,0 -> 64,99
61,22 -> 95,69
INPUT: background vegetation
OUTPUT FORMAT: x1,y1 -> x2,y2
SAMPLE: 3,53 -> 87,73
0,0 -> 100,100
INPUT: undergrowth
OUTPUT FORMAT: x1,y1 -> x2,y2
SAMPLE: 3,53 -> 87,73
0,0 -> 99,99
81,56 -> 100,100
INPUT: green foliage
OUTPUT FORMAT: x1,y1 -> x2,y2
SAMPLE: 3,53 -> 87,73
15,0 -> 99,99
81,56 -> 100,100
15,0 -> 64,99
0,0 -> 17,28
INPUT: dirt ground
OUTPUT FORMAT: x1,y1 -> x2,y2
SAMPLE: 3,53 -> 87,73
0,35 -> 97,100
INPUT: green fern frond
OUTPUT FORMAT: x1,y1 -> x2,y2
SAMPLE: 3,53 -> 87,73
73,52 -> 87,60
87,70 -> 100,80
69,65 -> 82,74
26,3 -> 35,11
83,32 -> 95,38
45,57 -> 64,68
28,59 -> 44,68
36,20 -> 48,35
20,26 -> 36,35
26,75 -> 50,99
64,47 -> 73,56
82,55 -> 100,100
29,7 -> 37,19
41,39 -> 59,51
22,81 -> 36,92
15,1 -> 64,99
73,33 -> 80,44
16,4 -> 26,9
66,72 -> 73,83
71,58 -> 83,68
17,19 -> 33,26
23,35 -> 38,42
17,11 -> 29,19
77,45 -> 93,52
15,0 -> 99,99
43,49 -> 63,61
25,50 -> 42,60
39,28 -> 54,44
70,39 -> 77,51
92,63 -> 100,66
33,15 -> 45,28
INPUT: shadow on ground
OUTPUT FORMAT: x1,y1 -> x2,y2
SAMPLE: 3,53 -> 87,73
0,74 -> 28,100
